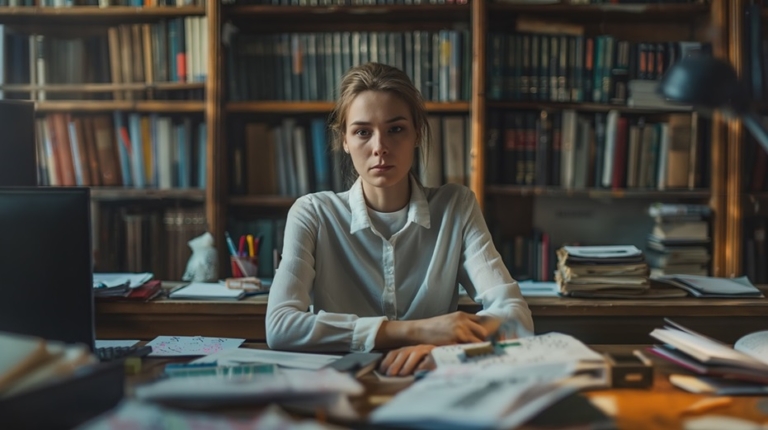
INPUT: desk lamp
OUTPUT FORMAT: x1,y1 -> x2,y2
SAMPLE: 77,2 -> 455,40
658,55 -> 768,152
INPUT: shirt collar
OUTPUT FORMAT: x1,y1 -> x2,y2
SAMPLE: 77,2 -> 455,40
349,174 -> 431,235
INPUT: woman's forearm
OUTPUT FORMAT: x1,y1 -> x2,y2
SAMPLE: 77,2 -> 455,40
374,320 -> 422,349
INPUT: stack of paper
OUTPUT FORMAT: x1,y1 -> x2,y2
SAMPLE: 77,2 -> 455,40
555,246 -> 657,298
169,283 -> 245,300
93,272 -> 154,299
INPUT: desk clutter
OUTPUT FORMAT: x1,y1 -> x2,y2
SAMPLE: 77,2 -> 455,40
93,272 -> 161,301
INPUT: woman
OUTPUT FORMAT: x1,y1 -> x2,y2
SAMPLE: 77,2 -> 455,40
266,62 -> 533,376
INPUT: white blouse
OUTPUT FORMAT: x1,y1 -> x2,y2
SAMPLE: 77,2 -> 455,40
266,175 -> 534,352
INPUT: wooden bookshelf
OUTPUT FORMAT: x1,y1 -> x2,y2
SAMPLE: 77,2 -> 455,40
0,83 -> 204,93
90,188 -> 206,202
486,2 -> 710,20
487,101 -> 692,114
222,4 -> 470,22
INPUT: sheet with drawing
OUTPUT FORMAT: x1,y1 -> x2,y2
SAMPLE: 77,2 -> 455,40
145,336 -> 245,357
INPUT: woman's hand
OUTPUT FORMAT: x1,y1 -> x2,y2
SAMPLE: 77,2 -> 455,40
413,311 -> 490,345
379,344 -> 436,376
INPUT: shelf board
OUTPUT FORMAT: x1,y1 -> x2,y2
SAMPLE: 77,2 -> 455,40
227,101 -> 469,114
487,2 -> 709,21
34,100 -> 205,113
1,82 -> 204,93
90,188 -> 205,202
229,195 -> 297,207
0,6 -> 205,24
486,186 -> 710,199
487,100 -> 692,114
223,4 -> 469,22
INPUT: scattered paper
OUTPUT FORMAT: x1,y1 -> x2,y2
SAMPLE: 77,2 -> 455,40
192,348 -> 341,370
95,340 -> 139,349
146,336 -> 244,357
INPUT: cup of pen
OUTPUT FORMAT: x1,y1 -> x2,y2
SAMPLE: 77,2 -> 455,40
231,255 -> 258,278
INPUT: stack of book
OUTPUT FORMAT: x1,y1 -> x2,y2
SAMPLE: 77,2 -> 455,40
646,203 -> 711,276
93,272 -> 162,302
555,245 -> 652,298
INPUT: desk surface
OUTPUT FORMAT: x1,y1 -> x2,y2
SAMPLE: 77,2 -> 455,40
95,285 -> 768,344
125,344 -> 768,430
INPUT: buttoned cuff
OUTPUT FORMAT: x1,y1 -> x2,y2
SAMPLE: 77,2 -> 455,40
351,316 -> 388,352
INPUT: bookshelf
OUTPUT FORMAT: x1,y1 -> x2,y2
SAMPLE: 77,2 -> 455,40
0,2 -> 213,280
1,0 -> 746,281
204,0 -> 736,280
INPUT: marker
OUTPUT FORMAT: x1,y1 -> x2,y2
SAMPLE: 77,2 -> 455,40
224,232 -> 238,257
247,235 -> 255,257
238,235 -> 246,257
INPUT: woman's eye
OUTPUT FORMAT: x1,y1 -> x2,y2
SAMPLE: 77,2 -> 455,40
355,129 -> 370,137
390,126 -> 403,133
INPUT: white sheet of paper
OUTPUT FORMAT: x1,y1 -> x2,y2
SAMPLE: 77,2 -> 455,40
95,340 -> 139,349
146,336 -> 244,357
518,281 -> 560,297
431,332 -> 604,368
192,347 -> 341,370
735,331 -> 768,365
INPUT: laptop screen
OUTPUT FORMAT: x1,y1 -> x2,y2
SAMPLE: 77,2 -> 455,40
0,187 -> 94,349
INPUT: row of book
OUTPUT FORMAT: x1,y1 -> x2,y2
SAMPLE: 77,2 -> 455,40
93,205 -> 206,281
486,110 -> 709,190
0,1 -> 204,6
223,0 -> 701,4
35,112 -> 207,189
0,17 -> 207,101
498,229 -> 554,283
743,133 -> 768,192
229,114 -> 470,197
486,31 -> 710,104
226,29 -> 470,102
744,216 -> 768,285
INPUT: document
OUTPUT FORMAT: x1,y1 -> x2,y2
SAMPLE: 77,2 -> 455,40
146,336 -> 244,357
518,281 -> 560,297
192,348 -> 341,370
371,361 -> 581,430
93,273 -> 153,289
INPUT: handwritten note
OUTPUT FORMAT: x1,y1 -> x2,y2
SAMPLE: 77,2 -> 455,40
146,336 -> 245,357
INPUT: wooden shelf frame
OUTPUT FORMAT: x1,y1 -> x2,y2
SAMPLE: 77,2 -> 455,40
34,100 -> 205,113
90,188 -> 206,202
226,101 -> 470,114
485,186 -> 711,200
0,5 -> 205,24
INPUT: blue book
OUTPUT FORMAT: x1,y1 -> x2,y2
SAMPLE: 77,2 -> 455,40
128,113 -> 145,189
197,122 -> 207,189
310,118 -> 330,191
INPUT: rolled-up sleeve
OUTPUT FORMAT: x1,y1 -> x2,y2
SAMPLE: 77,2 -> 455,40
456,190 -> 534,335
266,196 -> 387,352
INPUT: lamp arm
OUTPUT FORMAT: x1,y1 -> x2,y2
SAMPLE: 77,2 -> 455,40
742,112 -> 768,154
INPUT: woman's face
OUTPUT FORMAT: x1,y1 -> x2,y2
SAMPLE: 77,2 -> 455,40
343,90 -> 418,192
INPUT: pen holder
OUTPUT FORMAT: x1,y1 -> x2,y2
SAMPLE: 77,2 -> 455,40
231,255 -> 258,278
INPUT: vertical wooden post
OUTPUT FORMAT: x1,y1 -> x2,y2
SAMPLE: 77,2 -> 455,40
205,0 -> 226,276
725,0 -> 744,276
471,0 -> 486,210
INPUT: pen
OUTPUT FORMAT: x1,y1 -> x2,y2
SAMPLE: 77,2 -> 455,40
247,235 -> 255,257
683,397 -> 733,414
253,236 -> 261,256
238,235 -> 246,257
224,232 -> 238,257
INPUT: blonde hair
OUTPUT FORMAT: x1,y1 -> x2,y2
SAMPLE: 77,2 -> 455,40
329,62 -> 432,186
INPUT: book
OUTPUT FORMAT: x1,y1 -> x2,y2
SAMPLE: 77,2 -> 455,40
650,275 -> 763,298
168,283 -> 245,300
649,319 -> 768,384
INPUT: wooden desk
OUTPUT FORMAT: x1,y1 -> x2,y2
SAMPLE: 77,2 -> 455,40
96,288 -> 768,344
125,344 -> 768,430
